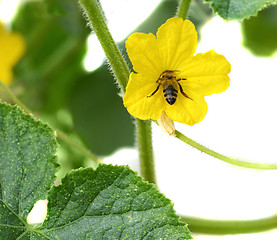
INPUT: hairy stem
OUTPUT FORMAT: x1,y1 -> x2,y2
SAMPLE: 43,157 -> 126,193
78,0 -> 129,91
136,120 -> 156,184
181,215 -> 277,235
79,0 -> 156,183
177,0 -> 192,19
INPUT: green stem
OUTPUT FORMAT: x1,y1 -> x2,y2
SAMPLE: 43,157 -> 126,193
175,130 -> 277,169
78,0 -> 129,91
0,81 -> 99,163
136,119 -> 156,184
181,215 -> 277,235
177,0 -> 192,19
79,0 -> 156,183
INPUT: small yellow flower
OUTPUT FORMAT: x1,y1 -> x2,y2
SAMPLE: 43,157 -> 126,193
123,17 -> 231,126
0,21 -> 25,85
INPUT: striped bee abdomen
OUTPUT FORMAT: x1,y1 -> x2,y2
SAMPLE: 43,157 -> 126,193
147,70 -> 192,105
163,85 -> 178,105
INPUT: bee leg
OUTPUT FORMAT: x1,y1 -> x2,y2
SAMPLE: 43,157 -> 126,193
177,78 -> 187,81
178,82 -> 193,100
147,84 -> 160,98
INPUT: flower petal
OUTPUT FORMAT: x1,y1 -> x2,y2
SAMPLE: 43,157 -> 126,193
126,32 -> 162,77
179,50 -> 231,96
0,22 -> 25,85
165,91 -> 207,125
0,31 -> 25,66
157,17 -> 197,71
0,65 -> 12,85
123,72 -> 166,120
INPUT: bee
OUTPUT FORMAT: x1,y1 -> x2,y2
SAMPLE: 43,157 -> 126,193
147,70 -> 192,105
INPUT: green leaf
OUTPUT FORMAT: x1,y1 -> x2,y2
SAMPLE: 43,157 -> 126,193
206,0 -> 277,20
0,102 -> 58,238
0,102 -> 191,239
242,4 -> 277,56
38,165 -> 192,239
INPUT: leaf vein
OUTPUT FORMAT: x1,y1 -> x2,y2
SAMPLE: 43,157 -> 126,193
0,198 -> 26,226
43,204 -> 172,233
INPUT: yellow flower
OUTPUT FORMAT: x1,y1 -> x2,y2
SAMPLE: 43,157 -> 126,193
0,21 -> 25,85
123,17 -> 231,126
